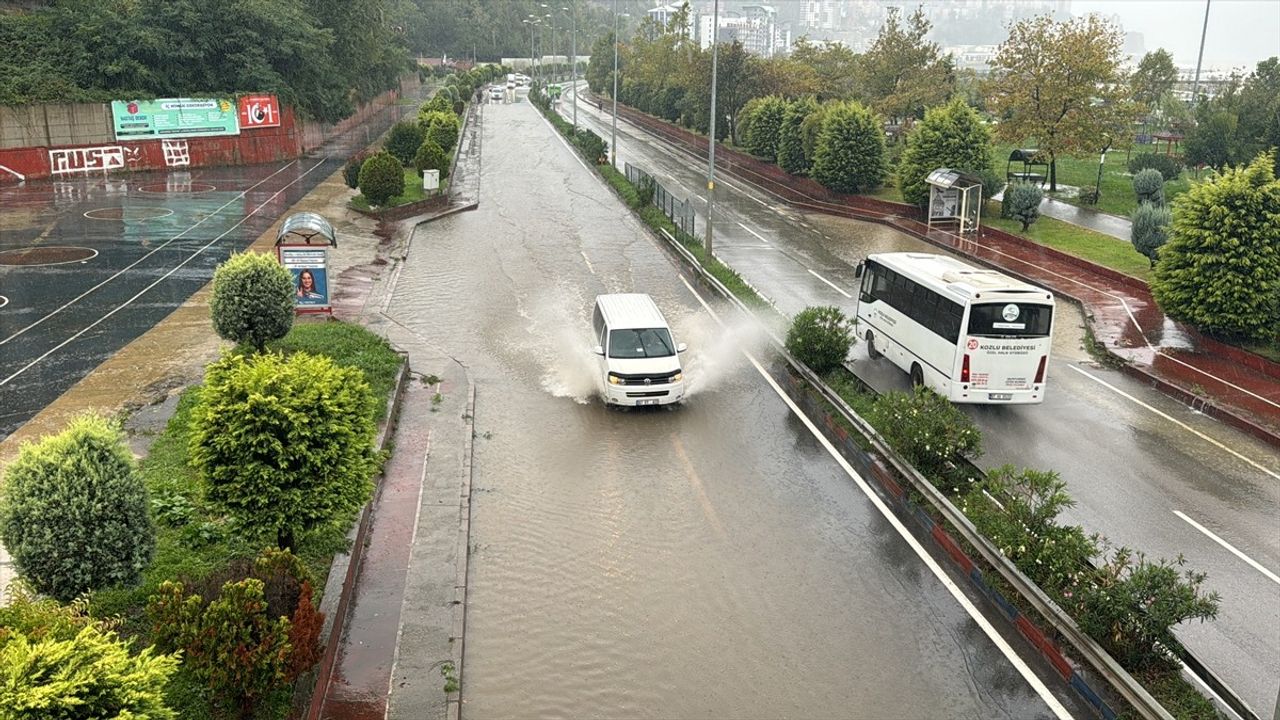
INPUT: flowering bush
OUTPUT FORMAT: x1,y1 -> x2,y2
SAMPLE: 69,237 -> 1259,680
866,386 -> 981,489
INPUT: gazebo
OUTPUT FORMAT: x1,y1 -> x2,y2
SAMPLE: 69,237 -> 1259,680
1005,148 -> 1048,186
925,168 -> 984,236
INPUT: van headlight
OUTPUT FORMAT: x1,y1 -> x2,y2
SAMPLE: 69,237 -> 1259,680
608,374 -> 624,385
670,372 -> 683,383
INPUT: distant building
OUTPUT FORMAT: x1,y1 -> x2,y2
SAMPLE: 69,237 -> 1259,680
698,3 -> 790,57
945,44 -> 998,73
646,2 -> 698,41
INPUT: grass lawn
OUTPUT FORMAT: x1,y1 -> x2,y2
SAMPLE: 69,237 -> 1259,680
91,320 -> 402,719
352,167 -> 433,211
993,143 -> 1192,218
984,210 -> 1152,281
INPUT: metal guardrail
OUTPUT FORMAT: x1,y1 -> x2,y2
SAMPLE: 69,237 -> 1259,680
625,161 -> 697,236
651,222 -> 1177,720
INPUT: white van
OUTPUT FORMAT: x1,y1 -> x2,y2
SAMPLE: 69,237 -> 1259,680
592,294 -> 687,406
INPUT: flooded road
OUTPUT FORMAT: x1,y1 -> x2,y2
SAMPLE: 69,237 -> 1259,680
385,97 -> 1087,717
563,90 -> 1280,714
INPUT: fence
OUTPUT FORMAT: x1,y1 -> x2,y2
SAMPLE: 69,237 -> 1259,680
624,161 -> 697,237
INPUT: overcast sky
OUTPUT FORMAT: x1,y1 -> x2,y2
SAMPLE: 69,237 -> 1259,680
1072,0 -> 1279,71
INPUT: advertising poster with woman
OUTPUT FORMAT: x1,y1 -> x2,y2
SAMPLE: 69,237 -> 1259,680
279,246 -> 330,311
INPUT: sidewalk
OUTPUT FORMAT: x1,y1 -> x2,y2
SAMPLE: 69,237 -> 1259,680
992,186 -> 1133,241
599,98 -> 1280,445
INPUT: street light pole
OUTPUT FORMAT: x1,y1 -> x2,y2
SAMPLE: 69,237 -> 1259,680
1191,0 -> 1211,106
705,0 -> 720,256
611,0 -> 619,166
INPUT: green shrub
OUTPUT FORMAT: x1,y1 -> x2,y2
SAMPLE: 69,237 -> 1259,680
421,93 -> 452,115
898,99 -> 994,207
737,97 -> 765,150
778,96 -> 818,174
385,121 -> 425,166
785,306 -> 854,374
812,101 -> 887,194
357,150 -> 405,207
574,127 -> 608,164
1076,547 -> 1219,671
1131,202 -> 1172,267
743,95 -> 788,162
0,625 -> 178,719
425,111 -> 461,153
0,414 -> 155,602
1152,152 -> 1280,341
1127,152 -> 1183,178
413,139 -> 450,180
189,351 -> 378,550
209,251 -> 294,351
1002,181 -> 1043,231
800,102 -> 835,169
342,150 -> 372,189
1132,167 -> 1165,206
866,386 -> 982,485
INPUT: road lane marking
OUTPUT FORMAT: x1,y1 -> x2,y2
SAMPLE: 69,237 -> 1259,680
0,160 -> 303,347
580,250 -> 596,275
672,434 -> 728,540
736,221 -> 770,244
1066,364 -> 1279,480
0,158 -> 328,388
807,269 -> 852,298
1174,511 -> 1280,587
679,274 -> 1073,720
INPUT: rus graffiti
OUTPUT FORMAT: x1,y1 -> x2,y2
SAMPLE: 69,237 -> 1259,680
162,139 -> 190,167
49,145 -> 126,175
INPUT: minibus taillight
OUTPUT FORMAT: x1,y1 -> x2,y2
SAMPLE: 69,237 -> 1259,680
960,354 -> 971,383
1034,355 -> 1047,383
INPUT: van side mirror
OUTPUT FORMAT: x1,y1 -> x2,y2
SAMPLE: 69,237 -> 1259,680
592,345 -> 605,356
677,343 -> 688,353
855,262 -> 864,279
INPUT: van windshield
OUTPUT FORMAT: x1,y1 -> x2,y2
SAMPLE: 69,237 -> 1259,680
609,328 -> 675,358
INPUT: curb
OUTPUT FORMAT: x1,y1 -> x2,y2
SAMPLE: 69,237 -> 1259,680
304,356 -> 410,720
445,381 -> 477,720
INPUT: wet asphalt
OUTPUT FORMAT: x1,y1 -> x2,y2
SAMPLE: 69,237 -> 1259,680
562,86 -> 1280,715
382,93 -> 1091,718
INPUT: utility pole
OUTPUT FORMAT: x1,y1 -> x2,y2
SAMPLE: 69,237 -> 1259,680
705,0 -> 720,256
1191,0 -> 1211,106
611,0 -> 619,166
570,2 -> 577,129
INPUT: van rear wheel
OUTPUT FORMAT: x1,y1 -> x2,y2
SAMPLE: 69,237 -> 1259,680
909,363 -> 924,388
865,330 -> 880,359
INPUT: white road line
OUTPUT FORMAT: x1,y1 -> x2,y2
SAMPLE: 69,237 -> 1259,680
1066,364 -> 1279,480
0,160 -> 302,346
736,221 -> 770,244
678,273 -> 1073,720
0,158 -> 327,388
1174,510 -> 1280,587
808,269 -> 852,298
580,250 -> 596,275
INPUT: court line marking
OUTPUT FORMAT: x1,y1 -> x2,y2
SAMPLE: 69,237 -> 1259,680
83,207 -> 175,221
0,158 -> 327,388
1174,510 -> 1280,587
0,164 -> 25,181
808,268 -> 852,298
679,274 -> 1072,720
0,160 -> 301,347
672,433 -> 727,540
0,296 -> 8,309
1067,364 -> 1278,480
0,247 -> 99,267
736,221 -> 770,244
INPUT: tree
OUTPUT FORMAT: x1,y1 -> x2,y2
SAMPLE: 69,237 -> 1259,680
426,112 -> 461,153
1003,182 -> 1043,231
987,15 -> 1138,191
385,121 -> 425,166
1132,168 -> 1165,206
343,150 -> 372,189
1132,49 -> 1178,111
1235,57 -> 1280,171
189,350 -> 378,550
1185,110 -> 1239,170
1131,203 -> 1171,268
897,98 -> 994,207
358,150 -> 405,207
413,139 -> 450,180
812,101 -> 887,194
856,6 -> 954,125
210,252 -> 295,351
1152,152 -> 1280,342
785,306 -> 854,373
743,95 -> 788,161
789,37 -> 860,100
778,96 -> 818,174
585,31 -> 615,94
0,413 -> 155,602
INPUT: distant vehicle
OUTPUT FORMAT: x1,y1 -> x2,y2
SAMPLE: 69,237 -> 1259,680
515,74 -> 531,86
592,294 -> 687,407
489,85 -> 504,101
855,252 -> 1055,404
507,72 -> 515,83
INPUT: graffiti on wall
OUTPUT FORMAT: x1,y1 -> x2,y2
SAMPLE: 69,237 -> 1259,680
162,139 -> 190,167
49,146 -> 126,175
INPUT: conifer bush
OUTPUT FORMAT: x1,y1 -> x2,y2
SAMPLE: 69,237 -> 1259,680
210,251 -> 294,351
357,150 -> 405,207
812,101 -> 887,194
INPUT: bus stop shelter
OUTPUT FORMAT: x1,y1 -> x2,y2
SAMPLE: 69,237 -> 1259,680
926,168 -> 984,236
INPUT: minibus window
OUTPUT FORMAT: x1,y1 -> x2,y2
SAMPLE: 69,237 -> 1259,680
609,328 -> 675,358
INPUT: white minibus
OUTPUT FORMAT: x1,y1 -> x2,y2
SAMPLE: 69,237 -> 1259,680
855,252 -> 1055,404
592,294 -> 687,407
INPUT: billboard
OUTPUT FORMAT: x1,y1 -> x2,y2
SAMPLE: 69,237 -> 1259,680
238,94 -> 281,129
111,98 -> 241,140
279,245 -> 331,311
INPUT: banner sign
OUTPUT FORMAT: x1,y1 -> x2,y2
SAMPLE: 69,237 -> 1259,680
238,94 -> 281,129
279,246 -> 331,310
111,98 -> 240,140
